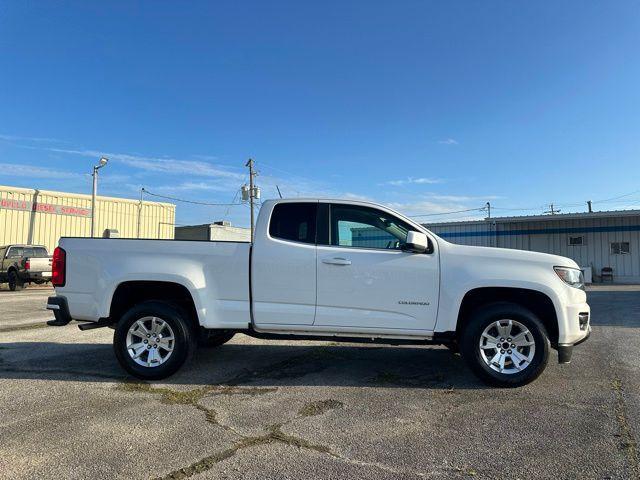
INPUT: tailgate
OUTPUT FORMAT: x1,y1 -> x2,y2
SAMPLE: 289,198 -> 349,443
26,257 -> 53,273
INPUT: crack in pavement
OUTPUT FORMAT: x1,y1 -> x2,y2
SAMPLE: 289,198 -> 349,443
157,419 -> 477,480
115,347 -> 474,479
612,376 -> 640,479
155,423 -> 334,480
116,381 -> 278,437
368,370 -> 447,387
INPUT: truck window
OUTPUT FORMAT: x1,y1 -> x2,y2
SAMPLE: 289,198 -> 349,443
269,203 -> 317,244
26,247 -> 49,257
330,204 -> 411,250
7,247 -> 24,258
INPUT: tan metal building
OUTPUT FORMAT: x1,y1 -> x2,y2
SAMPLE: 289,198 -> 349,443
0,185 -> 175,252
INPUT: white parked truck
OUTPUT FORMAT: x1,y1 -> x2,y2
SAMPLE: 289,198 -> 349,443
46,198 -> 591,387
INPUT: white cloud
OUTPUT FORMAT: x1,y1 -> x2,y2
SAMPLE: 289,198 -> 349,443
385,177 -> 444,187
155,181 -> 237,193
427,194 -> 502,202
387,199 -> 486,221
0,162 -> 84,180
47,147 -> 245,181
438,138 -> 458,145
0,134 -> 67,144
342,192 -> 373,202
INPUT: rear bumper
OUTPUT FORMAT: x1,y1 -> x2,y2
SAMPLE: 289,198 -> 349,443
29,271 -> 52,280
46,296 -> 72,326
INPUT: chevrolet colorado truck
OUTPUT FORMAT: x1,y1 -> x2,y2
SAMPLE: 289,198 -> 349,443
46,198 -> 591,387
0,244 -> 52,291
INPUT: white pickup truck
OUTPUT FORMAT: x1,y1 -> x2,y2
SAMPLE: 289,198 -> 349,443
47,198 -> 591,387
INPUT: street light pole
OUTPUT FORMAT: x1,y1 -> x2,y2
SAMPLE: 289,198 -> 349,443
91,157 -> 109,238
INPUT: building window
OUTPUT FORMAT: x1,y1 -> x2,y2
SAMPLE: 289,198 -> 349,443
610,242 -> 630,255
568,235 -> 584,246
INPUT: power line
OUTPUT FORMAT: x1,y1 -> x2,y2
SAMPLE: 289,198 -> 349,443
409,207 -> 486,218
422,212 -> 488,223
141,188 -> 243,206
593,189 -> 640,204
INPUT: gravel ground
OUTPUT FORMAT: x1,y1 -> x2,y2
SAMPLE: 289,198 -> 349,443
0,286 -> 638,479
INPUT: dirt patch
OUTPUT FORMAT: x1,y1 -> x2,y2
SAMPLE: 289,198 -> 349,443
298,399 -> 344,417
0,323 -> 48,333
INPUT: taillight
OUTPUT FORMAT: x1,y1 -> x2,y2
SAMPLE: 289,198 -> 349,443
52,247 -> 66,287
25,260 -> 30,270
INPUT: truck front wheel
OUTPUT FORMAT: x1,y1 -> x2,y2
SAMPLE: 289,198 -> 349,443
114,301 -> 195,380
460,302 -> 550,387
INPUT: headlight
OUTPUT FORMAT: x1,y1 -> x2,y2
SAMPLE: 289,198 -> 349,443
554,266 -> 585,290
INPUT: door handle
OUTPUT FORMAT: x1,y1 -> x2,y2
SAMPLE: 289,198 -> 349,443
322,257 -> 352,266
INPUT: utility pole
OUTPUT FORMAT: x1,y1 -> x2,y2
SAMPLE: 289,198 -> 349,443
137,187 -> 144,238
587,200 -> 593,213
544,203 -> 560,215
91,157 -> 109,237
246,158 -> 257,243
486,202 -> 491,219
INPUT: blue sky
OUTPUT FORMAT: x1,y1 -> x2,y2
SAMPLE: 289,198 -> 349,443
1,1 -> 639,227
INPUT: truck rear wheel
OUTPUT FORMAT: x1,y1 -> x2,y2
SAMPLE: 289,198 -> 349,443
8,271 -> 23,291
460,302 -> 550,387
114,301 -> 195,380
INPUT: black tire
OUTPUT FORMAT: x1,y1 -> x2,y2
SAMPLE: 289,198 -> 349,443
8,271 -> 23,291
460,302 -> 550,388
198,329 -> 235,348
446,342 -> 460,355
113,301 -> 196,380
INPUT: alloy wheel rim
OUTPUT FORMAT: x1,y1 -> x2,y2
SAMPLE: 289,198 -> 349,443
126,316 -> 175,367
478,319 -> 535,375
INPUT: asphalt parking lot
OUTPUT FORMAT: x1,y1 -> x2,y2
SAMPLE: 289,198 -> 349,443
0,286 -> 638,480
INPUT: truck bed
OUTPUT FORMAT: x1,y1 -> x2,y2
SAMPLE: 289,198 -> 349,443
56,238 -> 251,328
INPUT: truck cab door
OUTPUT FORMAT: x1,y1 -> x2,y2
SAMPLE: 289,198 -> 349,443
251,202 -> 318,326
314,203 -> 439,332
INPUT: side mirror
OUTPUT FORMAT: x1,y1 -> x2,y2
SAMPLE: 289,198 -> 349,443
404,231 -> 429,253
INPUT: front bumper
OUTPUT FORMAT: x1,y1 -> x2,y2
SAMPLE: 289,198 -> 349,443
46,296 -> 72,326
557,326 -> 591,364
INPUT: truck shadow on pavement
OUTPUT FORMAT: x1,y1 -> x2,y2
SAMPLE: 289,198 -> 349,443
0,340 -> 487,390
